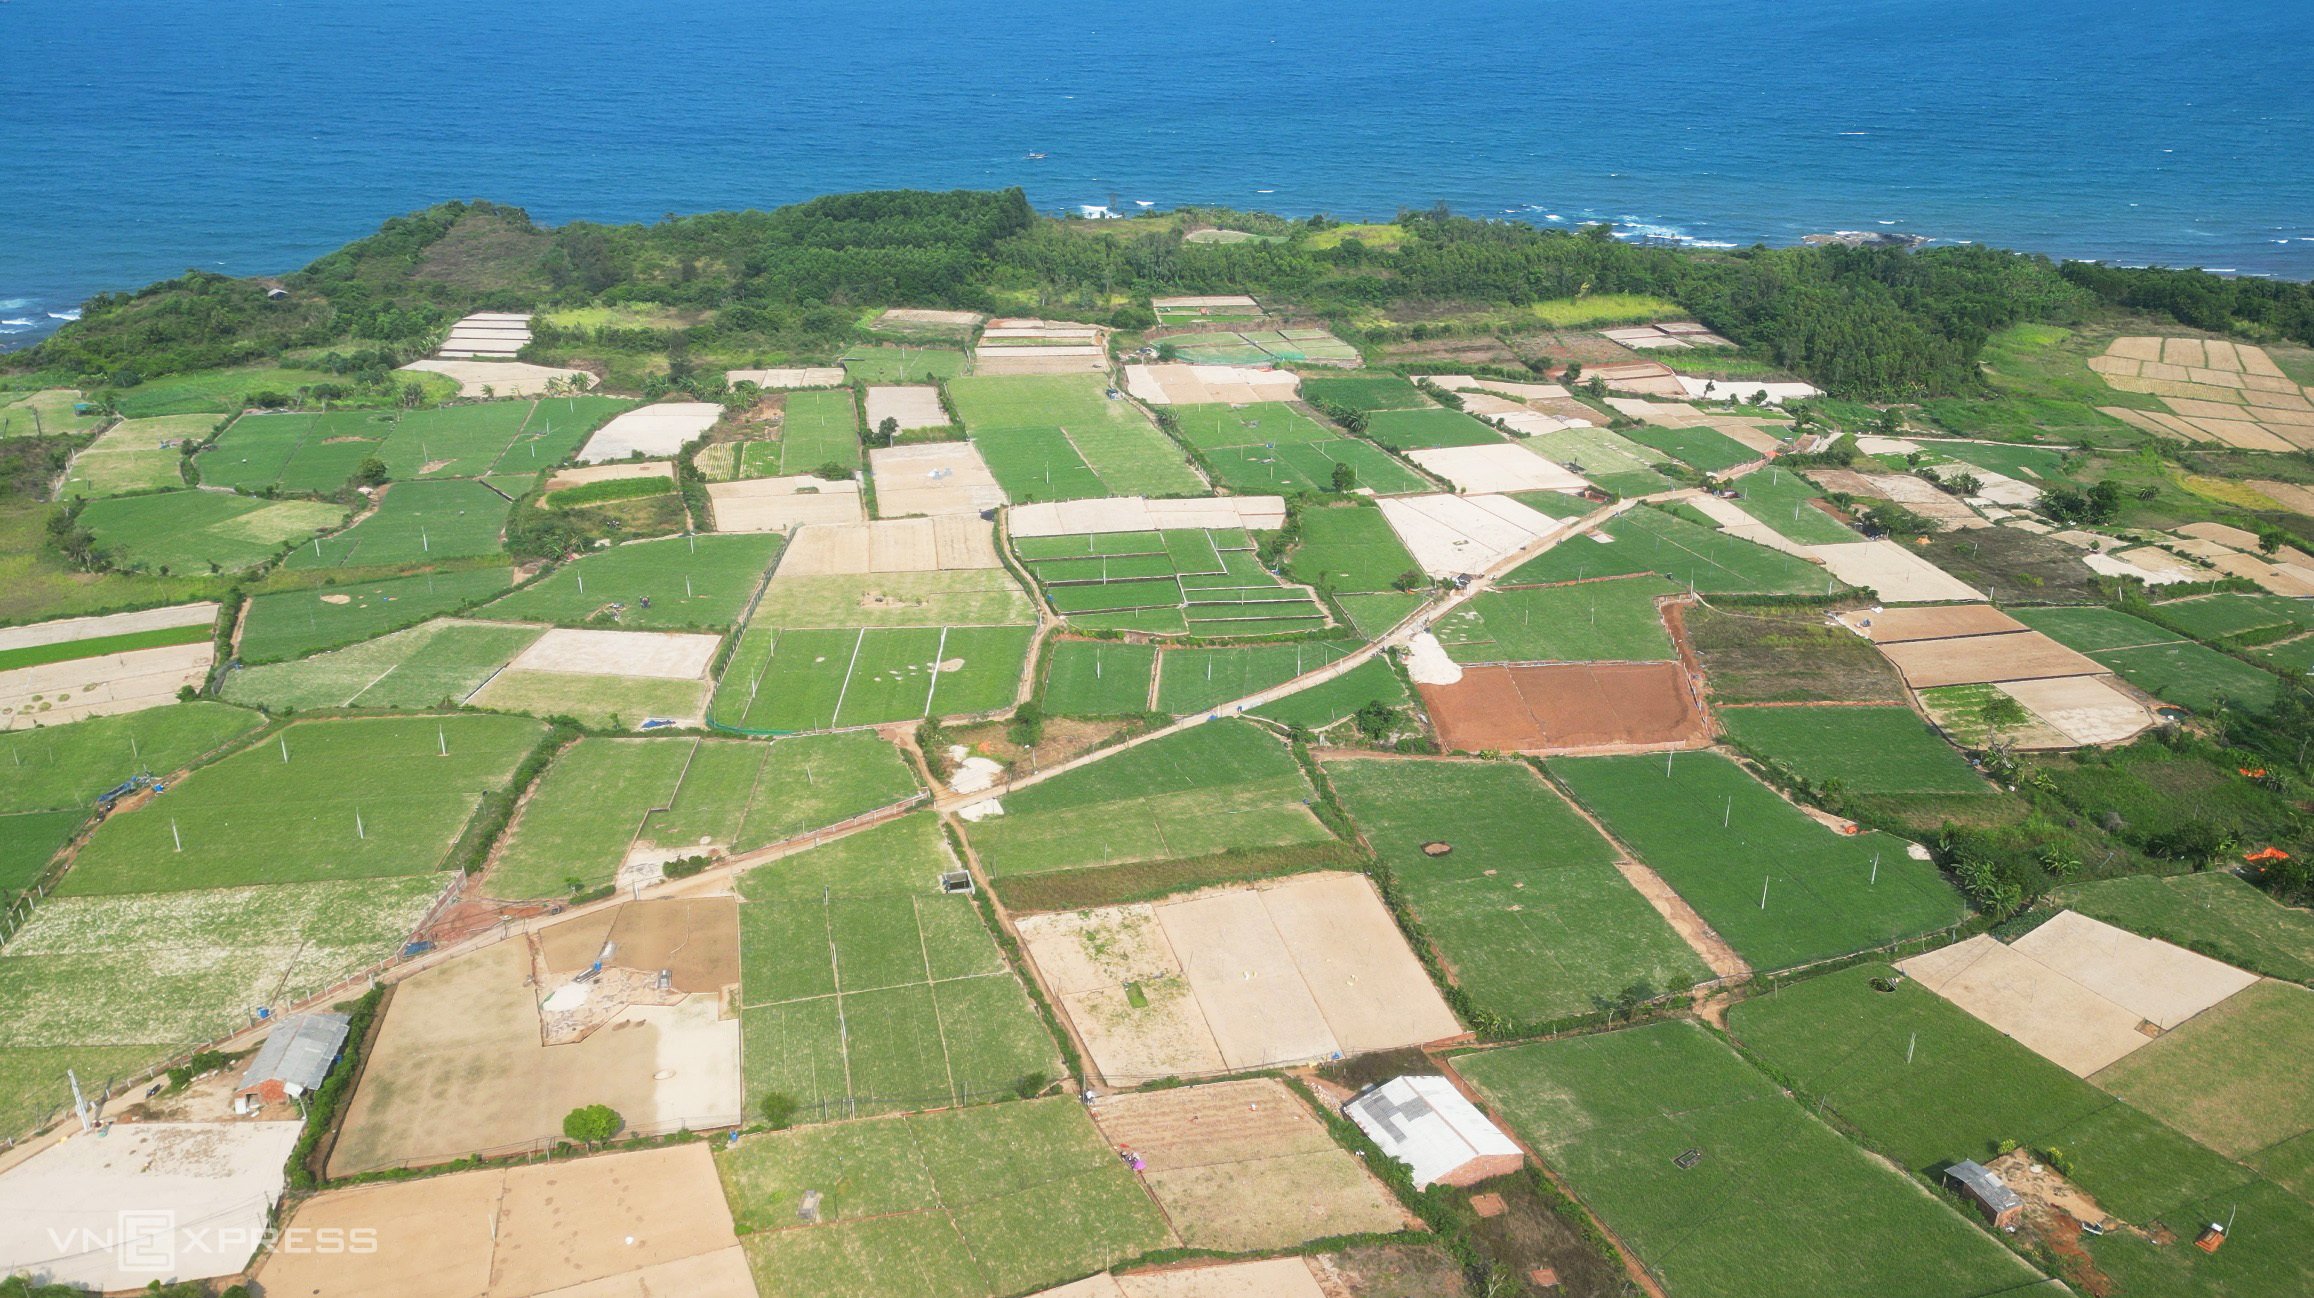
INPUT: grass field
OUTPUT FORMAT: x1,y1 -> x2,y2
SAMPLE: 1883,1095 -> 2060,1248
1166,401 -> 1428,495
737,813 -> 1062,1122
1617,422 -> 1760,474
746,570 -> 1035,629
221,619 -> 545,711
720,1095 -> 1171,1298
1525,427 -> 1673,497
779,389 -> 861,474
1431,577 -> 1677,663
1526,293 -> 1684,327
967,720 -> 1331,877
1718,705 -> 1987,796
713,624 -> 1033,732
2149,592 -> 2314,645
465,669 -> 706,729
840,346 -> 968,383
1728,964 -> 2254,1223
106,366 -> 451,418
1329,758 -> 1709,1026
1504,503 -> 1833,595
1156,639 -> 1363,714
948,375 -> 1203,500
0,388 -> 107,437
1250,656 -> 1410,729
2094,981 -> 2314,1180
1728,469 -> 1856,544
1361,407 -> 1503,450
488,395 -> 636,476
80,490 -> 348,574
62,415 -> 211,496
202,401 -> 552,493
2015,605 -> 2281,711
1456,1021 -> 2045,1298
237,566 -> 514,663
1550,752 -> 1965,971
481,533 -> 780,630
1299,373 -> 1429,412
1286,500 -> 1424,594
284,479 -> 512,569
0,810 -> 83,894
58,713 -> 545,895
1041,640 -> 1156,716
489,732 -> 922,898
2057,872 -> 2314,986
0,703 -> 263,814
1336,591 -> 1426,638
0,620 -> 211,673
1018,528 -> 1330,638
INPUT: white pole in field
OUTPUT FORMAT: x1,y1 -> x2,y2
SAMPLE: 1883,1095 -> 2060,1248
421,527 -> 429,553
1871,852 -> 1879,885
806,762 -> 814,786
171,819 -> 182,852
438,725 -> 448,757
690,534 -> 696,553
1759,875 -> 1769,909
1724,795 -> 1732,828
1907,1032 -> 1917,1065
128,736 -> 138,765
1666,749 -> 1674,777
355,808 -> 366,840
280,735 -> 289,763
577,573 -> 586,595
685,576 -> 693,599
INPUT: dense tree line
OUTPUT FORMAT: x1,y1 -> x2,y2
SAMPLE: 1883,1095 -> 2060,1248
2063,261 -> 2314,346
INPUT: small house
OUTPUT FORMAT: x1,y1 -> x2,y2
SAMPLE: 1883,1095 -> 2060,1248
1944,1160 -> 2023,1228
235,1011 -> 350,1107
1344,1075 -> 1523,1189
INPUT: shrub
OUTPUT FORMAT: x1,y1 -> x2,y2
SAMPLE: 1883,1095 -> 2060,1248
562,1103 -> 624,1145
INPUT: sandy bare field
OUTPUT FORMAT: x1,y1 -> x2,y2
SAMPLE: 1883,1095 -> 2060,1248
1122,363 -> 1301,406
1805,540 -> 1984,603
1837,605 -> 2024,643
1377,493 -> 1567,578
2010,911 -> 2257,1029
577,403 -> 722,463
401,359 -> 590,398
706,475 -> 865,533
510,628 -> 720,679
1876,630 -> 2104,688
1996,675 -> 2156,746
1007,495 -> 1288,538
724,367 -> 845,389
862,385 -> 950,431
0,602 -> 217,653
1421,661 -> 1708,754
1406,443 -> 1588,494
868,442 -> 1007,518
1,640 -> 217,730
544,460 -> 675,491
775,517 -> 1001,575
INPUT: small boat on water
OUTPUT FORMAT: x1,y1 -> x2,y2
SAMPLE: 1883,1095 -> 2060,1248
1026,151 -> 1047,160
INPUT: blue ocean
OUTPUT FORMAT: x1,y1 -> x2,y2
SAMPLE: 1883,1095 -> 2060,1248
4,0 -> 2311,346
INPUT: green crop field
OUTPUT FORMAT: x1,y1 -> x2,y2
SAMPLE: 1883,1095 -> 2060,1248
1727,468 -> 1856,544
1336,592 -> 1425,638
63,415 -> 210,496
1550,752 -> 1965,971
2094,981 -> 2314,1182
840,346 -> 968,383
0,809 -> 82,893
2015,606 -> 2281,711
1329,758 -> 1709,1025
737,814 -> 1062,1122
481,533 -> 779,630
58,713 -> 545,895
714,624 -> 1033,732
748,570 -> 1036,629
948,374 -> 1203,500
1504,502 -> 1833,595
2151,592 -> 2314,645
1041,639 -> 1156,716
1925,440 -> 2075,485
202,401 -> 546,492
1617,422 -> 1760,473
465,669 -> 705,729
237,566 -> 514,663
1299,373 -> 1430,412
1526,427 -> 1673,496
2057,872 -> 2314,985
1018,528 -> 1331,638
1431,577 -> 1677,663
0,703 -> 264,815
721,1096 -> 1170,1298
0,621 -> 210,674
221,619 -> 544,711
779,388 -> 861,474
284,479 -> 512,569
1286,500 -> 1423,593
1727,964 -> 2253,1223
79,490 -> 348,574
487,396 -> 634,476
1155,639 -> 1362,714
1361,407 -> 1503,450
105,365 -> 421,419
1166,402 -> 1428,495
1251,656 -> 1410,730
966,720 -> 1331,877
1456,1021 -> 2048,1298
1718,705 -> 1988,796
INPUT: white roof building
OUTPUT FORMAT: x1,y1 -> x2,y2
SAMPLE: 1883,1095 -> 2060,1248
1344,1075 -> 1523,1189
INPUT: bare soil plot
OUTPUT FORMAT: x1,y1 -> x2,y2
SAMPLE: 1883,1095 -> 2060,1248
1996,674 -> 2156,746
0,1120 -> 301,1293
707,475 -> 865,532
775,517 -> 1002,576
863,384 -> 950,431
1805,540 -> 1985,603
726,366 -> 847,389
509,627 -> 720,679
1090,1077 -> 1409,1251
1836,604 -> 2025,643
399,358 -> 592,398
869,441 -> 1007,517
1376,493 -> 1566,578
537,898 -> 740,995
1875,629 -> 2105,688
329,939 -> 741,1174
543,459 -> 675,491
1062,1258 -> 1333,1298
1122,363 -> 1301,406
1420,661 -> 1707,754
577,402 -> 722,462
1405,443 -> 1587,494
261,1144 -> 751,1298
1016,873 -> 1459,1085
2009,910 -> 2257,1029
1,641 -> 215,730
2092,336 -> 2314,450
1008,495 -> 1287,538
1588,360 -> 1685,396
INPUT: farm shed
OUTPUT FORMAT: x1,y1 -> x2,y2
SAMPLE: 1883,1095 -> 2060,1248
1943,1160 -> 2023,1228
1345,1075 -> 1523,1188
236,1011 -> 350,1105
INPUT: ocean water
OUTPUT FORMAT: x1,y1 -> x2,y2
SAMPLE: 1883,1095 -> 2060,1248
4,0 -> 2311,347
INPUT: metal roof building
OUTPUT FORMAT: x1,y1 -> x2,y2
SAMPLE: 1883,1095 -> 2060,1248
1344,1075 -> 1524,1189
236,1011 -> 351,1102
1944,1160 -> 2024,1227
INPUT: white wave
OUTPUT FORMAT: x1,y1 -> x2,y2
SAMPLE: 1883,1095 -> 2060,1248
0,298 -> 28,311
47,309 -> 80,321
1,318 -> 36,327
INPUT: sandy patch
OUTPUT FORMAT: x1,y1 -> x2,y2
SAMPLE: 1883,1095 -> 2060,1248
1899,935 -> 2156,1077
1404,632 -> 1462,685
1008,496 -> 1288,538
862,385 -> 950,432
0,602 -> 217,653
1,641 -> 217,731
2009,910 -> 2257,1029
724,367 -> 844,390
577,403 -> 721,463
868,441 -> 1007,518
544,460 -> 676,492
400,358 -> 589,398
1405,443 -> 1588,494
1682,492 -> 1815,555
776,517 -> 1001,576
1806,540 -> 1984,603
510,628 -> 720,680
1377,493 -> 1567,578
1876,630 -> 2104,688
706,475 -> 865,533
1990,676 -> 2154,745
1676,376 -> 1820,404
1837,605 -> 2025,643
1122,363 -> 1301,406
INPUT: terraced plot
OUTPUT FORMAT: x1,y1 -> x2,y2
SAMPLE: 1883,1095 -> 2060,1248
78,491 -> 347,574
948,374 -> 1203,500
1017,528 -> 1330,637
481,533 -> 781,630
1166,402 -> 1427,495
236,566 -> 515,663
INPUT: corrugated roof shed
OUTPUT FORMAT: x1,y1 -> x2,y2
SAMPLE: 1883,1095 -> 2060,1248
1345,1075 -> 1521,1188
1945,1160 -> 2023,1214
237,1011 -> 350,1096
